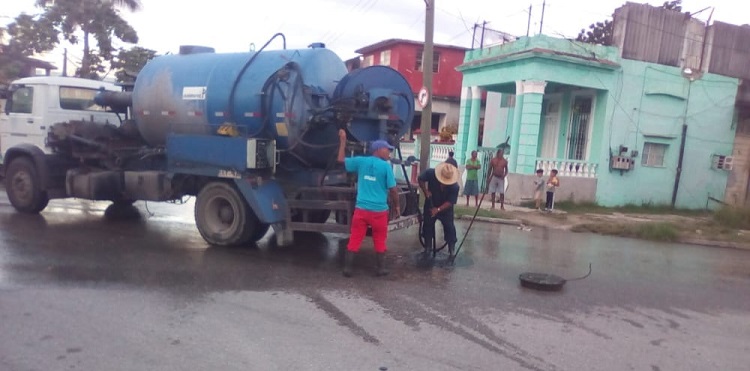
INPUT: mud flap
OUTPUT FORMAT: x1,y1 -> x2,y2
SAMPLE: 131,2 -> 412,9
232,178 -> 288,225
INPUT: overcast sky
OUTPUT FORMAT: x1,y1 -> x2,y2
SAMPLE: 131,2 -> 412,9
2,0 -> 748,71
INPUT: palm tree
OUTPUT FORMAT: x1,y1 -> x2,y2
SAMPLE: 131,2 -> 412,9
36,0 -> 141,78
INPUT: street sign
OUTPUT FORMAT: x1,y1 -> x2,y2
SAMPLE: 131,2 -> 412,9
418,86 -> 430,108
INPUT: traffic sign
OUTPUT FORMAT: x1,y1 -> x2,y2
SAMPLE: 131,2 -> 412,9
418,86 -> 430,108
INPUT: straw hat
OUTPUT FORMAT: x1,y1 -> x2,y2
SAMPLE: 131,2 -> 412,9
435,162 -> 459,185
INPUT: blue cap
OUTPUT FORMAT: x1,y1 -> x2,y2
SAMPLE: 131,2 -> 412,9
371,140 -> 394,152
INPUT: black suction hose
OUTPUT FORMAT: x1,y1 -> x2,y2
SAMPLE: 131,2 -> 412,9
448,183 -> 489,265
226,33 -> 287,123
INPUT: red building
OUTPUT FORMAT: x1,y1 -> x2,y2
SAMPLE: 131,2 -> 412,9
353,39 -> 468,138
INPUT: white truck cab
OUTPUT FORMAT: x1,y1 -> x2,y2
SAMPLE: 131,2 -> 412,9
0,76 -> 122,166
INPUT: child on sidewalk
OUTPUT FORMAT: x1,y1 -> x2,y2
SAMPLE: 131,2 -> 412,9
545,169 -> 560,211
533,169 -> 545,210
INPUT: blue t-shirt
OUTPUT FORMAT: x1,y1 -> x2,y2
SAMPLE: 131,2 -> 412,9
345,156 -> 397,212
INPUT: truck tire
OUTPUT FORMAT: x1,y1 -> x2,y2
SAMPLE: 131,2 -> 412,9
195,182 -> 256,246
5,157 -> 49,214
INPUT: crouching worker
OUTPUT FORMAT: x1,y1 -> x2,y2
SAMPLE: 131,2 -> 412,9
337,129 -> 400,277
418,162 -> 460,258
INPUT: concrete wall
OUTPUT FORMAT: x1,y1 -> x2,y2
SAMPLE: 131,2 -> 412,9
504,174 -> 597,204
594,60 -> 738,209
725,134 -> 750,206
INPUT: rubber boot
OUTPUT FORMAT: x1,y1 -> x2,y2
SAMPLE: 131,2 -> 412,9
423,238 -> 432,258
375,253 -> 389,277
342,251 -> 355,278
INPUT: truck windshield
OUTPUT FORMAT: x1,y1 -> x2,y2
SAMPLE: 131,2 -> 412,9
59,86 -> 107,111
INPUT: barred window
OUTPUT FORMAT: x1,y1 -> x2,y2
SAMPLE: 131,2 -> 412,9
642,142 -> 667,167
415,48 -> 440,72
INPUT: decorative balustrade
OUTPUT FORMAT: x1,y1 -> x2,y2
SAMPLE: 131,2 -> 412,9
398,141 -> 416,159
535,158 -> 598,178
430,144 -> 453,163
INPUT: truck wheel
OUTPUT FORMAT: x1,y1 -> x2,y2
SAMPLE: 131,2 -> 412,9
5,157 -> 49,214
195,182 -> 256,246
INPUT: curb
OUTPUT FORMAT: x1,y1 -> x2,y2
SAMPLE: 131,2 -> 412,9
679,238 -> 750,250
459,214 -> 750,250
458,215 -> 523,226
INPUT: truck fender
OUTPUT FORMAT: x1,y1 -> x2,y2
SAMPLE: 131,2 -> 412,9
3,145 -> 50,190
233,178 -> 288,224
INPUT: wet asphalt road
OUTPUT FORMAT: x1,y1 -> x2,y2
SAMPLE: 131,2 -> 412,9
1,194 -> 749,371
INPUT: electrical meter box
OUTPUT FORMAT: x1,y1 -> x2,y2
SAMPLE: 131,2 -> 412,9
611,156 -> 633,170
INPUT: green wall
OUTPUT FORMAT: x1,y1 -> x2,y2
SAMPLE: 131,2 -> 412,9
458,35 -> 740,209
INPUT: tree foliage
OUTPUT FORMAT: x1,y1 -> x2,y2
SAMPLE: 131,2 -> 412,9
111,46 -> 156,84
0,13 -> 60,83
576,0 -> 684,46
37,0 -> 141,79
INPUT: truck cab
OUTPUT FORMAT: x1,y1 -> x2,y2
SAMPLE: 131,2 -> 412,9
0,76 -> 122,166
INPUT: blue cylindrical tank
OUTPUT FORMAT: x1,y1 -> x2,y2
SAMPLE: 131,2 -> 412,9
132,46 -> 347,149
132,44 -> 414,170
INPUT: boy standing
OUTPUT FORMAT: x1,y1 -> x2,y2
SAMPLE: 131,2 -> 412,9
533,169 -> 545,210
545,169 -> 560,211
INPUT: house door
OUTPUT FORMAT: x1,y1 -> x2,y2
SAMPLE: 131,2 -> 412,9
566,96 -> 593,160
540,97 -> 561,158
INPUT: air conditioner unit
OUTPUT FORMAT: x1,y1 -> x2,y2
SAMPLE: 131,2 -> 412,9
712,155 -> 733,171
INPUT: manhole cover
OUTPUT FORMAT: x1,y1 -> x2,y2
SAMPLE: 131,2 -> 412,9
519,272 -> 567,291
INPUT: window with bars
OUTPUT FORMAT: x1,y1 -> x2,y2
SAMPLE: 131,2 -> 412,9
380,50 -> 391,66
641,142 -> 667,167
567,96 -> 592,160
415,48 -> 440,72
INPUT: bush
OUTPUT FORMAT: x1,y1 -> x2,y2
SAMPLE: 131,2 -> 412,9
635,223 -> 678,242
571,222 -> 679,242
714,206 -> 750,230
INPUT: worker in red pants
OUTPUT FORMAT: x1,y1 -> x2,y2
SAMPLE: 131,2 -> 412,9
337,129 -> 400,277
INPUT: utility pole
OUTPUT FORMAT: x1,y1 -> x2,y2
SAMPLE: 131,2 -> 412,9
526,4 -> 532,37
672,70 -> 698,208
539,0 -> 546,35
480,21 -> 487,48
471,23 -> 478,49
62,48 -> 68,77
419,0 -> 435,173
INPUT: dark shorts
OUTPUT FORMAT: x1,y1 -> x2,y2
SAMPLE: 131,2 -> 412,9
463,180 -> 479,196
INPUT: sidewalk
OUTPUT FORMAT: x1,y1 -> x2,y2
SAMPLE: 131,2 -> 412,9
453,196 -> 750,250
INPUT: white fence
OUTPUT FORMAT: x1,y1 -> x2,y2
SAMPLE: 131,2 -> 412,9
535,158 -> 598,178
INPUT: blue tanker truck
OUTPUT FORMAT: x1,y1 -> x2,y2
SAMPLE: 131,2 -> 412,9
0,37 -> 421,246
